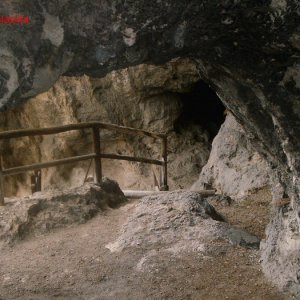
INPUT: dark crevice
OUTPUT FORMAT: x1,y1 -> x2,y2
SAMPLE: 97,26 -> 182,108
174,80 -> 226,141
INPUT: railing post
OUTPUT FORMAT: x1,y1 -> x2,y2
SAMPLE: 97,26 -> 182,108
0,158 -> 4,205
92,126 -> 102,185
160,136 -> 169,191
31,170 -> 42,194
36,170 -> 42,192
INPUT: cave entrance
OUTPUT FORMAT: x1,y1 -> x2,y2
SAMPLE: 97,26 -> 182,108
174,80 -> 226,141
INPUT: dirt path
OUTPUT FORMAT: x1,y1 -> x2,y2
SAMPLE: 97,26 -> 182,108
0,191 -> 293,300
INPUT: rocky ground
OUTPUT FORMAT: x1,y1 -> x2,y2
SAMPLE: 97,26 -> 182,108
0,179 -> 127,249
0,187 -> 294,300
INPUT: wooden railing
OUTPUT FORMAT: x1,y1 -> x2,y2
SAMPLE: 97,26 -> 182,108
0,122 -> 168,205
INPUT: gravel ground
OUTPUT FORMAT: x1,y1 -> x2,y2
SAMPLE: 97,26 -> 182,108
0,188 -> 293,299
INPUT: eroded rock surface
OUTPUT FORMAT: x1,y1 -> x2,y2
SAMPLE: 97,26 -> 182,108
261,204 -> 300,297
192,113 -> 271,199
1,0 -> 300,295
0,59 -> 210,195
0,178 -> 126,248
106,191 -> 260,255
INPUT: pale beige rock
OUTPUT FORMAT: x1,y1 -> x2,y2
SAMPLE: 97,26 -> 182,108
0,58 -> 210,196
191,113 -> 271,199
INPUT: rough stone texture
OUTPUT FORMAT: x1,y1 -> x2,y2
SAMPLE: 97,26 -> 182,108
0,178 -> 126,248
0,0 -> 300,294
191,113 -> 271,199
106,191 -> 260,254
0,59 -> 210,195
261,204 -> 300,296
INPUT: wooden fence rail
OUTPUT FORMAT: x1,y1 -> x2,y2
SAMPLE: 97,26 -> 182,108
0,122 -> 168,205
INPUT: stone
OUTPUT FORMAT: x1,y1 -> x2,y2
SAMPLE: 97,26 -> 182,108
105,191 -> 259,254
0,0 -> 300,295
260,204 -> 300,297
226,227 -> 260,249
0,178 -> 126,248
191,113 -> 271,199
207,194 -> 233,206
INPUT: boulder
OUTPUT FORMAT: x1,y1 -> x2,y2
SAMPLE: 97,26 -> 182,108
0,178 -> 126,248
192,113 -> 271,199
106,191 -> 260,253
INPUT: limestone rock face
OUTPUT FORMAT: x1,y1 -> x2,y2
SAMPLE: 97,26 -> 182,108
0,178 -> 126,248
1,0 -> 300,295
0,59 -> 210,195
192,113 -> 271,199
261,204 -> 300,297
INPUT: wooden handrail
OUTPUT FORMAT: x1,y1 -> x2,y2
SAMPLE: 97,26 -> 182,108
100,154 -> 163,165
0,122 -> 166,140
0,121 -> 168,205
1,154 -> 164,177
161,136 -> 168,190
2,154 -> 97,176
0,159 -> 4,206
123,190 -> 216,198
92,126 -> 102,184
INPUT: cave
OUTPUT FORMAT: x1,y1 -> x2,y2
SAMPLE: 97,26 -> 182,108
174,80 -> 226,141
0,59 -> 217,194
0,1 -> 300,298
0,61 -> 292,298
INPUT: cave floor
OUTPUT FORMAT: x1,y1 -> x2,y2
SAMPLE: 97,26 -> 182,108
0,188 -> 293,300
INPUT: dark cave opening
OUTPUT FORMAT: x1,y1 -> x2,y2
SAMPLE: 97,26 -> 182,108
174,80 -> 226,141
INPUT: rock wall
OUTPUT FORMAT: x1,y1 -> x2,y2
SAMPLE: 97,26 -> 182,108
1,0 -> 300,295
192,113 -> 271,199
0,59 -> 210,196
